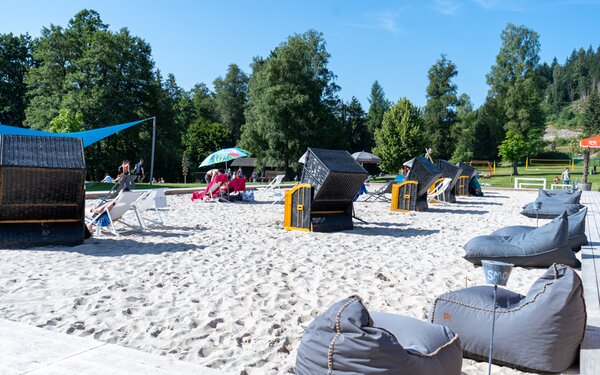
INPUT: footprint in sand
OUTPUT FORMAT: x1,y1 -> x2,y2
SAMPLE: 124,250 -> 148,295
205,318 -> 224,329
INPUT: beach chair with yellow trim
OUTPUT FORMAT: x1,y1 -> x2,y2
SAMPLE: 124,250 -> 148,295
390,181 -> 418,212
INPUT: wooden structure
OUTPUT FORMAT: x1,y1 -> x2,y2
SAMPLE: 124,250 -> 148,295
579,191 -> 600,374
0,135 -> 86,247
390,181 -> 418,212
285,148 -> 367,232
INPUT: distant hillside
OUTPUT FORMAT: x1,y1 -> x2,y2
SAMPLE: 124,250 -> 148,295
542,45 -> 600,131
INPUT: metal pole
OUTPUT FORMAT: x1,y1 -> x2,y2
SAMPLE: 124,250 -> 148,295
488,284 -> 498,375
149,116 -> 156,186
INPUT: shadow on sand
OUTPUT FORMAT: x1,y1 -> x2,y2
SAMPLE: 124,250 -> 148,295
25,238 -> 207,257
352,226 -> 439,238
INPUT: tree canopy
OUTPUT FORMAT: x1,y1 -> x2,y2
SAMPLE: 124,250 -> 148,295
424,55 -> 459,160
240,30 -> 344,177
373,98 -> 426,173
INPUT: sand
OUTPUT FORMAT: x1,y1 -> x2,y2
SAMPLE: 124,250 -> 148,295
0,188 -> 573,374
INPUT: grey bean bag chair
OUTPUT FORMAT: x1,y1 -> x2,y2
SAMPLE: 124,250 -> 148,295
296,296 -> 463,375
521,201 -> 583,219
521,189 -> 583,219
430,264 -> 586,373
539,189 -> 582,204
492,207 -> 588,251
464,212 -> 580,267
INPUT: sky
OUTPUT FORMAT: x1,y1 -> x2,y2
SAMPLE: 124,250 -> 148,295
1,1 -> 599,109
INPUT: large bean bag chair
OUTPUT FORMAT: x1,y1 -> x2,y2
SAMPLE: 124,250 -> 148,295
521,190 -> 583,219
296,296 -> 463,375
492,207 -> 588,251
464,212 -> 580,267
539,189 -> 581,204
521,201 -> 583,219
430,264 -> 586,373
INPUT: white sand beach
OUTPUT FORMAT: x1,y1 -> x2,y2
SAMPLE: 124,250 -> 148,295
0,189 -> 573,374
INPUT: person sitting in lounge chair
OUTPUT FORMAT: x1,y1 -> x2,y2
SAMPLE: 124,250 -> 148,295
192,169 -> 228,201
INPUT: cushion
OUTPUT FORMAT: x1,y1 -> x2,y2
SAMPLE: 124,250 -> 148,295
464,212 -> 580,267
492,207 -> 588,251
296,296 -> 463,375
430,264 -> 586,373
520,201 -> 583,219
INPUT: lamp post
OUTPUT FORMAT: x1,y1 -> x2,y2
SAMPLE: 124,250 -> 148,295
481,260 -> 513,375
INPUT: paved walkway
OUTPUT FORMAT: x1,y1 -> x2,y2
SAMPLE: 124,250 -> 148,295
0,318 -> 227,375
580,190 -> 600,375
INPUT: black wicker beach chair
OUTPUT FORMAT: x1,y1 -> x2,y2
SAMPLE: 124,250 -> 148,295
286,148 -> 368,232
0,134 -> 86,247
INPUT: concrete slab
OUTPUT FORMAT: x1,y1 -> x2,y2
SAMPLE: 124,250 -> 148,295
0,319 -> 227,375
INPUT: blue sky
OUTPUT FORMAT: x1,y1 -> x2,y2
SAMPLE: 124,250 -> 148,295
1,1 -> 599,108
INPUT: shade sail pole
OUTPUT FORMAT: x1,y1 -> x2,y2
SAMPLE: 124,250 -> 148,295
149,116 -> 156,186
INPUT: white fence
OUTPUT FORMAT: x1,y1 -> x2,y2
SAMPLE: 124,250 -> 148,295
551,183 -> 571,190
514,177 -> 546,190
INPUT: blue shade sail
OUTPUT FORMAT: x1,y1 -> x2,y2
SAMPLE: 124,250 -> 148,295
0,120 -> 145,147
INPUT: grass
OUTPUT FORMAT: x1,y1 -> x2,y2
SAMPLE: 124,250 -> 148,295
482,163 -> 600,189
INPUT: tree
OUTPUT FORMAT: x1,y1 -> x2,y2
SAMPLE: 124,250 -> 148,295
24,10 -> 162,180
240,30 -> 344,177
498,131 -> 527,175
473,96 -> 505,161
182,150 -> 189,183
451,94 -> 476,163
373,98 -> 426,173
341,97 -> 371,152
487,24 -> 545,166
0,33 -> 32,126
365,80 -> 391,141
583,88 -> 600,136
49,108 -> 83,133
214,63 -> 248,142
183,118 -> 231,166
487,24 -> 541,98
424,55 -> 459,160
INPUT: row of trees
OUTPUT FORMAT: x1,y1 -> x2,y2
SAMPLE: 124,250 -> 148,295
1,9 -> 600,180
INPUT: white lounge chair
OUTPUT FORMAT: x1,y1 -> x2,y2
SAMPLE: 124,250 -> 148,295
427,178 -> 452,204
132,190 -> 165,230
259,174 -> 285,191
86,190 -> 148,236
258,175 -> 286,204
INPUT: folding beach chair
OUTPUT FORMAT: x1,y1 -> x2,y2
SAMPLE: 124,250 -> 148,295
86,190 -> 147,236
96,174 -> 137,206
258,174 -> 285,204
364,180 -> 394,202
259,174 -> 285,191
192,179 -> 229,203
427,178 -> 452,204
132,190 -> 165,230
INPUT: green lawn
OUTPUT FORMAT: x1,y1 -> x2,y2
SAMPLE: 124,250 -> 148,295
482,163 -> 600,190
